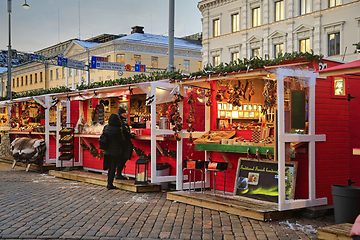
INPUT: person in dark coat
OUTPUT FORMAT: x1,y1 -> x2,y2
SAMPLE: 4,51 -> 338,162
102,114 -> 125,189
116,107 -> 133,180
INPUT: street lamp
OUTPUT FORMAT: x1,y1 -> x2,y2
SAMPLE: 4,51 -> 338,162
7,0 -> 29,100
22,0 -> 30,8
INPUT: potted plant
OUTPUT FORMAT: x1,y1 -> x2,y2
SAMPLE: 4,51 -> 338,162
353,42 -> 360,53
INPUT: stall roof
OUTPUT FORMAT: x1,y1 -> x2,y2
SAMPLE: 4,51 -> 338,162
318,59 -> 360,77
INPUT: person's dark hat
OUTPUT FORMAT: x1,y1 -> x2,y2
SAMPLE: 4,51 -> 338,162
108,114 -> 121,126
118,107 -> 126,115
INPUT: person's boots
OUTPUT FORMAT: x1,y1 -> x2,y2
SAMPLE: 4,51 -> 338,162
115,172 -> 127,180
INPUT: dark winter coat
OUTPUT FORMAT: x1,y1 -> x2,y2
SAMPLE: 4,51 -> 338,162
119,115 -> 133,160
102,114 -> 125,156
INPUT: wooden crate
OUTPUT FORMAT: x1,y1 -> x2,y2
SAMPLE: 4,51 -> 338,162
194,130 -> 236,144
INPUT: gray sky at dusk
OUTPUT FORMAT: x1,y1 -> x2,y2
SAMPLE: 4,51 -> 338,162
0,0 -> 203,53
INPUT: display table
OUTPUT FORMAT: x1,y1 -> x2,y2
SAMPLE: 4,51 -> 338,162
195,143 -> 274,155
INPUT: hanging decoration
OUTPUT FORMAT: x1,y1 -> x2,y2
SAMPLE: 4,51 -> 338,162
186,92 -> 196,143
169,93 -> 184,142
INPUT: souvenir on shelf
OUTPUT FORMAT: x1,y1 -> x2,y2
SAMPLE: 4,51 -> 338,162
194,130 -> 236,144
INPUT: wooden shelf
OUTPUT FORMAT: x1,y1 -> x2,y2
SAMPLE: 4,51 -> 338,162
195,143 -> 274,155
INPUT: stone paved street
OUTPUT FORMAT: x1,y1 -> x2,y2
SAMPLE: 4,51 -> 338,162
0,162 -> 335,240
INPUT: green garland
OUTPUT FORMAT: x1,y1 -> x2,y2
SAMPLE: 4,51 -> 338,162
80,142 -> 104,158
2,51 -> 323,101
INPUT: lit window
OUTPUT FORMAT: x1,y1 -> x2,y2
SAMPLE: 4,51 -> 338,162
232,52 -> 239,62
329,0 -> 341,7
116,54 -> 125,64
328,32 -> 340,56
231,13 -> 239,32
252,48 -> 260,58
198,61 -> 202,71
300,0 -> 311,15
183,60 -> 190,72
213,19 -> 220,37
299,38 -> 310,53
274,43 -> 284,57
252,7 -> 261,27
334,77 -> 345,96
151,56 -> 158,68
134,54 -> 141,65
275,1 -> 285,21
213,56 -> 220,66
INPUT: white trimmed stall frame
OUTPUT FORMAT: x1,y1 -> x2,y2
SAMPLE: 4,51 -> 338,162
276,68 -> 327,211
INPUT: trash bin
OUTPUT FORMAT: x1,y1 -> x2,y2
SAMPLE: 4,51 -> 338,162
156,163 -> 171,190
332,185 -> 360,224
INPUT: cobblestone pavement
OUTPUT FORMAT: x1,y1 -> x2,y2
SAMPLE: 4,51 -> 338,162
0,162 -> 335,240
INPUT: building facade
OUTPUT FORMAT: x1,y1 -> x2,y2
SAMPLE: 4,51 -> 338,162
197,0 -> 360,66
1,26 -> 202,96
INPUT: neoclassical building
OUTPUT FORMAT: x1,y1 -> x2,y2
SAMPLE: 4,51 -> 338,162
1,26 -> 202,96
197,0 -> 360,66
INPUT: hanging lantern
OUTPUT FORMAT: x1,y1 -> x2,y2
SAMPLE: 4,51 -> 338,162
135,156 -> 149,185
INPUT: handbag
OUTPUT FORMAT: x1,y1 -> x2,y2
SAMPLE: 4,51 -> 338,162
99,132 -> 107,150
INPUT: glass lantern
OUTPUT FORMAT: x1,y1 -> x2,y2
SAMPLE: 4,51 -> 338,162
135,156 -> 149,185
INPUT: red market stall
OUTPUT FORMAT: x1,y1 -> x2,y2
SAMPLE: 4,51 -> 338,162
318,59 -> 360,187
49,79 -> 206,189
168,57 -> 354,212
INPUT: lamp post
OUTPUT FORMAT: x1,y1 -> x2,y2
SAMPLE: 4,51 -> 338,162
7,0 -> 29,100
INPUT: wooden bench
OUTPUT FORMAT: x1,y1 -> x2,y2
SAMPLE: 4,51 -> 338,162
318,223 -> 353,240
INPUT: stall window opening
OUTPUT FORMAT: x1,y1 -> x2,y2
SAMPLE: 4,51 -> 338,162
117,54 -> 125,64
231,13 -> 239,32
274,43 -> 284,58
328,32 -> 340,56
334,77 -> 345,97
151,56 -> 158,68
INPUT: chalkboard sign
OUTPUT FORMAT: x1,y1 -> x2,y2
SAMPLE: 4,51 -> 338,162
290,90 -> 306,129
233,158 -> 297,203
